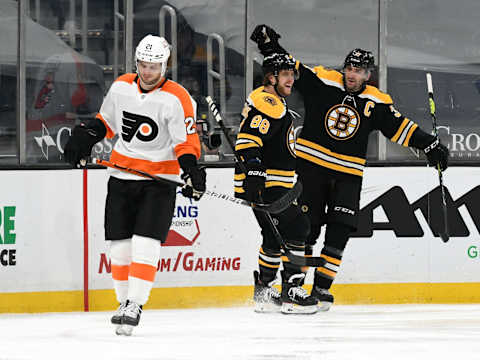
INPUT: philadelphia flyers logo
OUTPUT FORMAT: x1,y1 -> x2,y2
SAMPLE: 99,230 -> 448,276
325,104 -> 360,140
121,111 -> 158,142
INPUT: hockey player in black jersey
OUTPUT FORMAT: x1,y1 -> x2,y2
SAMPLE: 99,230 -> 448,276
251,25 -> 449,311
235,53 -> 317,314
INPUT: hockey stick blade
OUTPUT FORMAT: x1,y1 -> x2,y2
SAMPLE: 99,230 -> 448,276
90,158 -> 295,214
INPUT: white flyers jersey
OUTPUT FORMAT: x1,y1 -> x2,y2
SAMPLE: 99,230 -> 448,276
96,73 -> 201,181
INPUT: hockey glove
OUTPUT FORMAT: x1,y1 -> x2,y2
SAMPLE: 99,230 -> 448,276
64,124 -> 102,167
243,160 -> 267,202
179,154 -> 207,201
250,24 -> 285,56
424,137 -> 449,171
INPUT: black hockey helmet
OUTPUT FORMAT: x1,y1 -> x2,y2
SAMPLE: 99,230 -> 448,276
343,48 -> 375,70
262,53 -> 297,77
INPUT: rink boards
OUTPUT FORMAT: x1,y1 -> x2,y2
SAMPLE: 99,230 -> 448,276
0,167 -> 479,313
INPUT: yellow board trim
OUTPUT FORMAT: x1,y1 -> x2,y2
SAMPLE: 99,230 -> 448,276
3,283 -> 480,313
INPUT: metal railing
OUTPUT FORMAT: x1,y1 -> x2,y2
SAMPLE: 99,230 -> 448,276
159,5 -> 178,82
207,33 -> 226,119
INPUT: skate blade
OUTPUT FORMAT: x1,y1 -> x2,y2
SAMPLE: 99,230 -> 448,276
317,301 -> 332,312
115,324 -> 134,336
281,303 -> 317,315
254,302 -> 282,313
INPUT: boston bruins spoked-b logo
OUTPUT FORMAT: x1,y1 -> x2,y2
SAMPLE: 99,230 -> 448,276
325,104 -> 360,140
286,123 -> 296,157
122,111 -> 159,142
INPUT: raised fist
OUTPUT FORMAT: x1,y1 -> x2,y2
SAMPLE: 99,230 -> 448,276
250,24 -> 283,56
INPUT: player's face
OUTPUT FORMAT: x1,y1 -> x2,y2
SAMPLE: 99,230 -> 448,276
137,61 -> 163,89
343,65 -> 370,92
275,69 -> 295,97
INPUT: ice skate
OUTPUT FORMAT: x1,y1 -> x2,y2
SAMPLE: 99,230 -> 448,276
281,272 -> 317,314
311,286 -> 334,311
253,271 -> 282,313
111,301 -> 128,335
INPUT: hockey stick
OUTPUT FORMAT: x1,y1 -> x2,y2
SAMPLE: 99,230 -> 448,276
89,157 -> 297,214
426,73 -> 449,243
206,96 -> 325,267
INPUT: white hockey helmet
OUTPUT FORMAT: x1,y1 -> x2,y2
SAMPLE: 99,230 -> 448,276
135,34 -> 171,77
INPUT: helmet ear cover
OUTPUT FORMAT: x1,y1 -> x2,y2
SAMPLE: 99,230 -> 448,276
135,35 -> 171,77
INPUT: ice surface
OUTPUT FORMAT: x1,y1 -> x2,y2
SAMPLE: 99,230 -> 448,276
1,304 -> 480,360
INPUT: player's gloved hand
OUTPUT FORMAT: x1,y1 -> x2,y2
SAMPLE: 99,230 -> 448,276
64,124 -> 99,168
250,24 -> 283,56
424,137 -> 449,171
179,154 -> 207,201
243,159 -> 267,202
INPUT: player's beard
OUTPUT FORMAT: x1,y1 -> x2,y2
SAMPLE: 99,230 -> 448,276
276,83 -> 292,97
138,72 -> 162,88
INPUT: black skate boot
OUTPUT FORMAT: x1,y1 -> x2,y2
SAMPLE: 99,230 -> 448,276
111,301 -> 128,325
281,272 -> 317,314
311,285 -> 334,311
253,270 -> 282,313
116,301 -> 143,336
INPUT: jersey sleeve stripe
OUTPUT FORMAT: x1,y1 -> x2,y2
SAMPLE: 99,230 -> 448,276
390,118 -> 410,143
402,123 -> 418,147
235,142 -> 260,151
96,113 -> 115,139
110,149 -> 180,175
265,181 -> 295,188
237,133 -> 263,146
266,169 -> 295,177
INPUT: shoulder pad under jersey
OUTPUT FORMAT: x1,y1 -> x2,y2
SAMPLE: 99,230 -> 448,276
312,66 -> 344,88
360,85 -> 393,104
248,86 -> 286,119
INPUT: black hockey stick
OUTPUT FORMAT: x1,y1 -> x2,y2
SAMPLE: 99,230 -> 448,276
89,158 -> 296,214
206,96 -> 326,267
426,73 -> 449,243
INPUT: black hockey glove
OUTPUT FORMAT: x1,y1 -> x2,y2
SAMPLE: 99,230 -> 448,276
179,154 -> 207,201
64,124 -> 102,168
250,24 -> 285,56
243,159 -> 267,202
424,137 -> 449,171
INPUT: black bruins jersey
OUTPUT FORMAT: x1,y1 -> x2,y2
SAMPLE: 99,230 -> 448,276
234,86 -> 296,198
293,62 -> 433,182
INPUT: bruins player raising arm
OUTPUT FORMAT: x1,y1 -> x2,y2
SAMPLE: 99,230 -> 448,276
63,35 -> 206,335
235,53 -> 317,314
251,25 -> 449,311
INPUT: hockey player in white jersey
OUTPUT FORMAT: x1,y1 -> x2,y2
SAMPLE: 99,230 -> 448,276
64,34 -> 206,335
